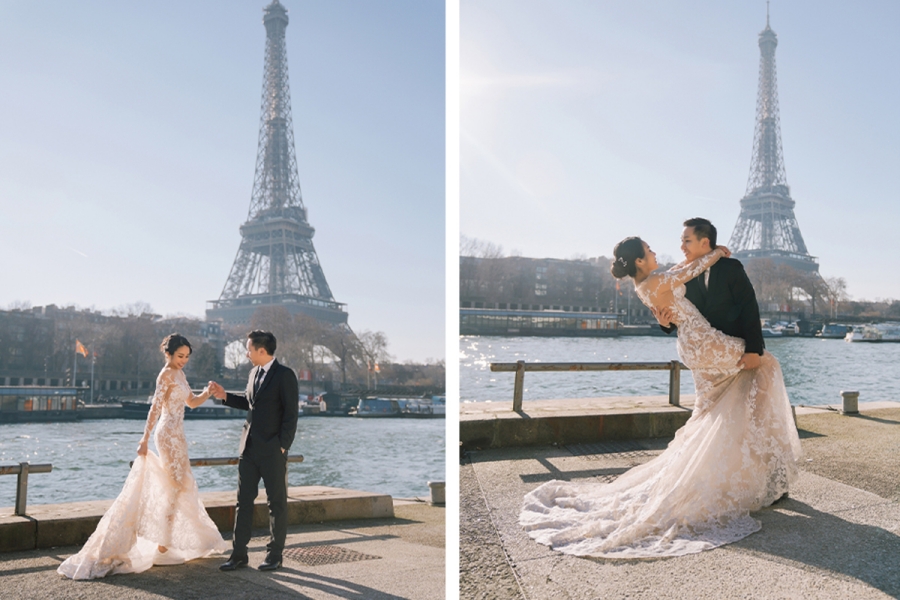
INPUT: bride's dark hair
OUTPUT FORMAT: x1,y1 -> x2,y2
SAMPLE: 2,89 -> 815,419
610,237 -> 645,279
160,333 -> 192,355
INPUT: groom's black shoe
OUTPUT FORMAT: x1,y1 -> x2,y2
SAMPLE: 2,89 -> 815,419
258,556 -> 282,571
219,556 -> 249,571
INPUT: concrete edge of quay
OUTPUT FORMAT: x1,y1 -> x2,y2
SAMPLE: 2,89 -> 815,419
0,485 -> 394,554
459,396 -> 900,449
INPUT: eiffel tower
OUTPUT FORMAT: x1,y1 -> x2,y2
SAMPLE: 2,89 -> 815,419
728,11 -> 819,274
207,0 -> 348,326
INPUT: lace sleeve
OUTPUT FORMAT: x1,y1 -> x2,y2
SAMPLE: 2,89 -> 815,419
142,371 -> 173,442
655,248 -> 725,293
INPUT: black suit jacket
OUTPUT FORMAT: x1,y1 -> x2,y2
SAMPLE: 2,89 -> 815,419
223,359 -> 300,457
663,257 -> 765,355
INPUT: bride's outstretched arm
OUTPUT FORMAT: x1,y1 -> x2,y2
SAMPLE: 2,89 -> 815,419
185,386 -> 213,409
652,247 -> 727,293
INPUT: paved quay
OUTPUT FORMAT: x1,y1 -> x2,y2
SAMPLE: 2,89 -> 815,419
460,401 -> 900,600
0,498 -> 444,599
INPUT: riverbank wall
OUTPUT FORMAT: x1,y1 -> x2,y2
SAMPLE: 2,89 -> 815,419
0,486 -> 393,553
461,395 -> 695,449
461,395 -> 900,449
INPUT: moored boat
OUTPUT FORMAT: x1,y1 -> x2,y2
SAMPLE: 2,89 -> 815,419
817,324 -> 851,339
352,397 -> 403,418
845,323 -> 900,343
402,395 -> 446,418
121,398 -> 246,419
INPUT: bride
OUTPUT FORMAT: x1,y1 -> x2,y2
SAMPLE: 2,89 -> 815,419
520,237 -> 801,558
58,334 -> 230,579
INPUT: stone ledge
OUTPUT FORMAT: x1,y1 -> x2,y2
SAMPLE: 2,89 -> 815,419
461,396 -> 694,449
0,485 -> 393,553
460,397 -> 900,450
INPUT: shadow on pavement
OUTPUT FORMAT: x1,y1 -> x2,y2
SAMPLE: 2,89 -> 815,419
272,566 -> 412,600
738,498 -> 900,598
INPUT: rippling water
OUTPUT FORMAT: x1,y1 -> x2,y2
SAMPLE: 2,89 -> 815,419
0,417 -> 444,507
460,335 -> 900,407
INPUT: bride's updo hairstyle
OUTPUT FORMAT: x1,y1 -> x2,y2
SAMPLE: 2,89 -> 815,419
610,236 -> 645,279
160,333 -> 192,356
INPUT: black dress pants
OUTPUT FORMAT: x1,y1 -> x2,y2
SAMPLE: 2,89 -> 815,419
232,440 -> 288,559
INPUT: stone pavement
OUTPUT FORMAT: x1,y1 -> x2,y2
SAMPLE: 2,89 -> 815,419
0,499 -> 444,600
460,404 -> 900,600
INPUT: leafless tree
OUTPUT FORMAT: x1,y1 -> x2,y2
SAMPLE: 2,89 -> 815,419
823,277 -> 850,318
7,300 -> 32,311
356,330 -> 391,388
460,234 -> 505,258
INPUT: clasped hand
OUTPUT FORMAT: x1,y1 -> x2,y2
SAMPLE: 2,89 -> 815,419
207,381 -> 226,400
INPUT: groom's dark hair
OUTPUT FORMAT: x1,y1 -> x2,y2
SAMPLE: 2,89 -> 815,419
248,330 -> 277,356
684,217 -> 717,248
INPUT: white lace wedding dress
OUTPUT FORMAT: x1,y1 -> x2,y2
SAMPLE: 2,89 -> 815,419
520,249 -> 802,558
58,368 -> 229,579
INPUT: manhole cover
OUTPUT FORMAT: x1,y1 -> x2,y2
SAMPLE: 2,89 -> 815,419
566,438 -> 670,460
283,545 -> 381,566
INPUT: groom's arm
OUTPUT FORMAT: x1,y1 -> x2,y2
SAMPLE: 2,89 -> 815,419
278,368 -> 300,452
223,392 -> 250,411
728,262 -> 765,356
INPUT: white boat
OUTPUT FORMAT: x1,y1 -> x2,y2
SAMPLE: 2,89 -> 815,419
403,395 -> 446,418
845,323 -> 900,343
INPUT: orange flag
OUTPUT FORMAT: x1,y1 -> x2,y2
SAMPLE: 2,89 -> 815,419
75,340 -> 88,357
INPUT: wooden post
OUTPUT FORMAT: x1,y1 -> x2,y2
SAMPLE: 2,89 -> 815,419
668,361 -> 681,406
15,462 -> 29,516
513,360 -> 525,412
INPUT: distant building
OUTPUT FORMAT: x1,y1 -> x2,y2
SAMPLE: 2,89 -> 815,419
460,255 -> 652,335
0,306 -> 224,398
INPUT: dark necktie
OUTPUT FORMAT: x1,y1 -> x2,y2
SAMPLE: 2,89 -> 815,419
699,271 -> 709,294
253,368 -> 265,395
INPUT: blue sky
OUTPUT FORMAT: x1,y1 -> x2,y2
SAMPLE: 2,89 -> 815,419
0,0 -> 445,362
461,1 -> 900,301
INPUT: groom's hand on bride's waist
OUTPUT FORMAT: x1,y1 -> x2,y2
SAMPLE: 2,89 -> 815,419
651,306 -> 674,328
737,353 -> 761,370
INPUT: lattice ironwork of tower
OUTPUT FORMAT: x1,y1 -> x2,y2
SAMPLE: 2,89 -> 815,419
728,14 -> 819,274
207,0 -> 348,327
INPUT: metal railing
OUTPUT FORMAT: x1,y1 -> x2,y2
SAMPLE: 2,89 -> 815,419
3,456 -> 304,517
129,455 -> 304,467
490,360 -> 690,411
1,462 -> 52,516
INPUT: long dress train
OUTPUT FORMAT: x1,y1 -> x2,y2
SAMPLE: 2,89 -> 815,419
520,250 -> 802,558
58,369 -> 229,579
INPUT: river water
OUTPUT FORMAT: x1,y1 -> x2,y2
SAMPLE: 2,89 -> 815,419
460,335 -> 900,406
0,417 -> 444,507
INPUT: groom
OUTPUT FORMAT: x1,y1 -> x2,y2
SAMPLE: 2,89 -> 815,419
654,217 -> 765,369
209,330 -> 299,572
